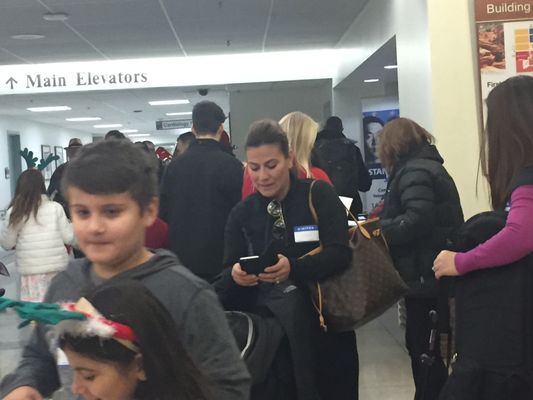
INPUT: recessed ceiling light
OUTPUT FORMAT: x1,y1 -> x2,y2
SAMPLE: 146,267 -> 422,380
166,111 -> 192,116
128,133 -> 150,138
65,117 -> 102,122
12,34 -> 45,40
384,65 -> 398,69
149,99 -> 190,106
93,124 -> 123,129
122,129 -> 139,133
363,78 -> 380,83
43,12 -> 69,22
27,106 -> 71,112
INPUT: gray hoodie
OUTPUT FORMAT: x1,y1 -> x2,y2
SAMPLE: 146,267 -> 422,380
0,250 -> 251,399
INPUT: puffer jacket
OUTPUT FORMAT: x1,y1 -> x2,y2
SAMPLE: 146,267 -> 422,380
0,195 -> 73,274
379,143 -> 464,296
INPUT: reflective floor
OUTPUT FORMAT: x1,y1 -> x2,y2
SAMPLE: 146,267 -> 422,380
0,253 -> 415,399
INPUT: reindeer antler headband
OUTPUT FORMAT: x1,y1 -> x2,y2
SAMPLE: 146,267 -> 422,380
19,148 -> 59,171
0,297 -> 139,352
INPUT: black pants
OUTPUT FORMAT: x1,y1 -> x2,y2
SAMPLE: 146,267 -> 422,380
316,330 -> 359,400
405,297 -> 448,400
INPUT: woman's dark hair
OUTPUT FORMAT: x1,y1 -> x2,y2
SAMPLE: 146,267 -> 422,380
245,119 -> 289,157
8,169 -> 46,228
62,140 -> 158,212
377,117 -> 435,173
481,75 -> 533,210
59,281 -> 210,400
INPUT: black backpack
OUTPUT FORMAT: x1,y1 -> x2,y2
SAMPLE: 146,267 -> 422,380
313,138 -> 361,198
439,211 -> 533,400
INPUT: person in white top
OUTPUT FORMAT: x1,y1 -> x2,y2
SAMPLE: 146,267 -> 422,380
1,169 -> 73,301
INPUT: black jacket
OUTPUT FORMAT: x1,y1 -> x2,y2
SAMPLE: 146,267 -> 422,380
215,178 -> 351,400
47,163 -> 69,217
379,143 -> 463,296
313,132 -> 371,215
159,139 -> 243,280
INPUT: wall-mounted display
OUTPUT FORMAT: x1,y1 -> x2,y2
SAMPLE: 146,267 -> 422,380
475,0 -> 533,119
362,108 -> 399,213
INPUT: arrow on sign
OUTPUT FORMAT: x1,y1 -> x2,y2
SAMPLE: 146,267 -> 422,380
6,77 -> 18,89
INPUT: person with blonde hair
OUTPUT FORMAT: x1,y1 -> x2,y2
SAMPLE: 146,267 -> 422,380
242,111 -> 331,198
377,117 -> 463,400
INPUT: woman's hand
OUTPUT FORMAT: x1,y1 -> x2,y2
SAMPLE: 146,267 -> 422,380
258,255 -> 291,284
231,263 -> 259,287
433,250 -> 459,279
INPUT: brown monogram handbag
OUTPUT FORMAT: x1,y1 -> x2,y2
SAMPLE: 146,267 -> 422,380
305,182 -> 408,332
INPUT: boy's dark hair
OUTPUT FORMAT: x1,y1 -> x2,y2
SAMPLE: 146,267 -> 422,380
105,129 -> 127,140
245,119 -> 289,157
177,131 -> 196,145
61,140 -> 158,210
192,101 -> 226,135
60,281 -> 209,400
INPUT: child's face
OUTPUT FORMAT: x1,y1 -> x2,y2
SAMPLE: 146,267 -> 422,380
68,187 -> 157,274
66,348 -> 144,400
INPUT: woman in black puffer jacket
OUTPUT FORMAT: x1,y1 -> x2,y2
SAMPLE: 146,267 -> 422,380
378,118 -> 463,400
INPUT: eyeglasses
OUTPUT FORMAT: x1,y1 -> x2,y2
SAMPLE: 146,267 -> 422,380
267,200 -> 286,240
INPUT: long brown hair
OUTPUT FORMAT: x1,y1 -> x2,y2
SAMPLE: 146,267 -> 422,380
8,169 -> 46,228
481,75 -> 533,210
377,117 -> 435,174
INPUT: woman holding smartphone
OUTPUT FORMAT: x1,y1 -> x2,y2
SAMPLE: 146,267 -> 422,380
215,119 -> 356,400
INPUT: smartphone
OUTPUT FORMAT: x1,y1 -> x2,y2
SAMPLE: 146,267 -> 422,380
239,241 -> 279,275
239,256 -> 264,275
357,213 -> 368,221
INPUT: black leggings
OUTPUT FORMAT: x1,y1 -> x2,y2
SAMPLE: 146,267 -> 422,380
316,330 -> 359,400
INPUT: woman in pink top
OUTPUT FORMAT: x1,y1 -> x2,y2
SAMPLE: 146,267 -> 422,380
433,75 -> 533,278
242,111 -> 331,198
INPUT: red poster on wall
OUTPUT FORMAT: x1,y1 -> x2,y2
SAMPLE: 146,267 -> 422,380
475,0 -> 533,112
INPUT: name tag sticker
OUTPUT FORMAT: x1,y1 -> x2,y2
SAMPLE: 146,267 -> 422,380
294,225 -> 319,243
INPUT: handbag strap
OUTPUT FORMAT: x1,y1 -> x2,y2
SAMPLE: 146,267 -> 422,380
307,181 -> 327,331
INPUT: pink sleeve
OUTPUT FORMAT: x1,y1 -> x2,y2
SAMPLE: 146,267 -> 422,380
455,185 -> 533,274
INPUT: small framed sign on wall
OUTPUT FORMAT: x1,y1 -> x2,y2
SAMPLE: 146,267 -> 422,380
54,146 -> 65,169
41,145 -> 52,179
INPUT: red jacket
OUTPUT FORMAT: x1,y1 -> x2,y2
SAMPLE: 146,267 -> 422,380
145,217 -> 170,249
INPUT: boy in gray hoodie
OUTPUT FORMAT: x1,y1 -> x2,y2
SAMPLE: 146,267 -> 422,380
1,139 -> 250,400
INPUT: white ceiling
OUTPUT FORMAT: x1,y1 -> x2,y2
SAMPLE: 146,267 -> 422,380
0,0 -> 370,64
0,0 -> 394,142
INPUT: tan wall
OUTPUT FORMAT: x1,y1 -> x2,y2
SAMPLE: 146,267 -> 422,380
427,0 -> 491,218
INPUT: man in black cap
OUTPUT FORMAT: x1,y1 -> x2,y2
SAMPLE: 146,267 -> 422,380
160,101 -> 243,282
47,138 -> 83,216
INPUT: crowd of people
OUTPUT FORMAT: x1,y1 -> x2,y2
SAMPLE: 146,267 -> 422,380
0,74 -> 532,400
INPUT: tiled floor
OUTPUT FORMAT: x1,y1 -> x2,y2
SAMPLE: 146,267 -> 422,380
357,308 -> 415,399
0,251 -> 415,399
